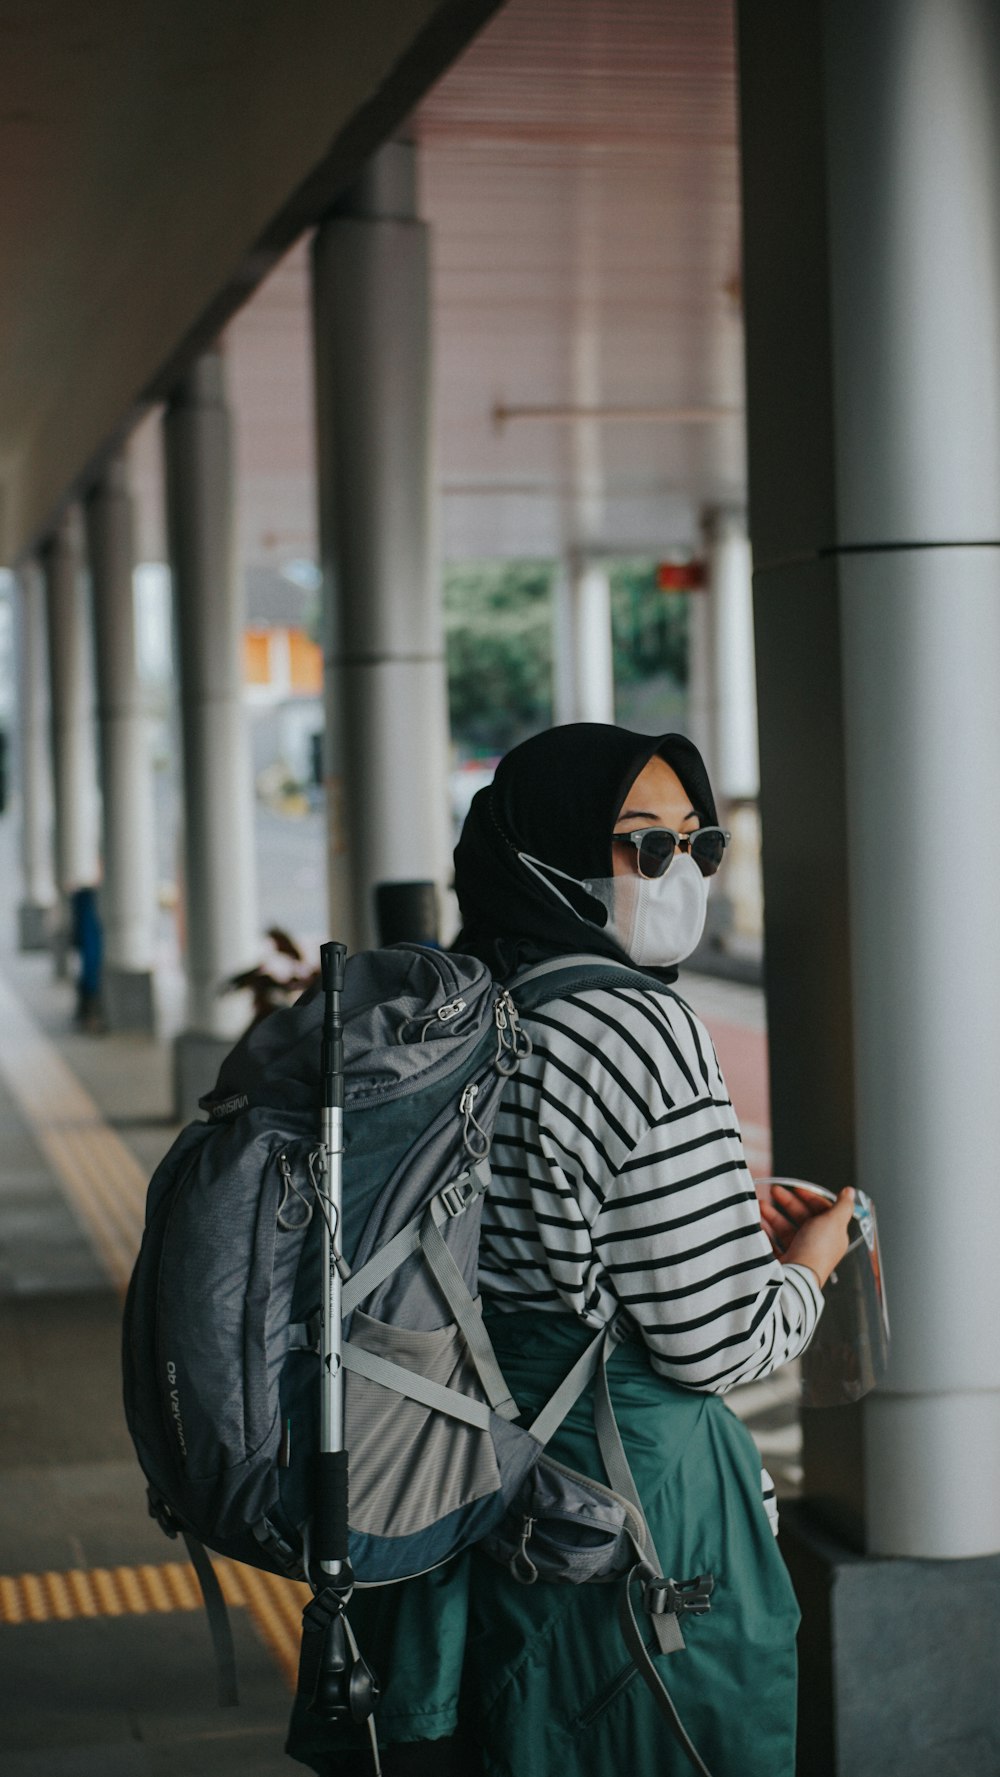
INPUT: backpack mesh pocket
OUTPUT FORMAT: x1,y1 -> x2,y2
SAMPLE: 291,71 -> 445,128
344,1307 -> 502,1539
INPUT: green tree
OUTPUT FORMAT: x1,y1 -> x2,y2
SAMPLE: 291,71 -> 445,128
443,557 -> 690,757
610,560 -> 690,732
444,561 -> 555,755
610,560 -> 689,686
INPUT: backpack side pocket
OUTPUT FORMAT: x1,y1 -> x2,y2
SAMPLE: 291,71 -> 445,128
481,1454 -> 637,1585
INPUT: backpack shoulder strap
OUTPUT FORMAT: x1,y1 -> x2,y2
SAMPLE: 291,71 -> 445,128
510,953 -> 667,1016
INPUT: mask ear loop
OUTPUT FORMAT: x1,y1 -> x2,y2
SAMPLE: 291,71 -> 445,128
517,851 -> 605,925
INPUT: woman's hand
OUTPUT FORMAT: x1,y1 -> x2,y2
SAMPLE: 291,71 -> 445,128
762,1184 -> 855,1290
760,1182 -> 828,1257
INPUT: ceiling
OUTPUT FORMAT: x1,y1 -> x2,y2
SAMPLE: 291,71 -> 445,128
0,0 -> 501,562
417,0 -> 746,558
4,0 -> 745,570
191,0 -> 745,575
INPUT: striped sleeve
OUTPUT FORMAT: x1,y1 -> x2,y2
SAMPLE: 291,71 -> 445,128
595,1083 -> 823,1393
481,984 -> 823,1396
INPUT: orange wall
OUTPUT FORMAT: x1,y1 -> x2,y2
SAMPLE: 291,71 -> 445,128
289,627 -> 323,694
244,625 -> 323,693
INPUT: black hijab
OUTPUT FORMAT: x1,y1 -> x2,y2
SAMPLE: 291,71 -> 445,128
452,723 -> 717,982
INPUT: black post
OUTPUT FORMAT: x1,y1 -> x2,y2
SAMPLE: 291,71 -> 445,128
374,880 -> 439,947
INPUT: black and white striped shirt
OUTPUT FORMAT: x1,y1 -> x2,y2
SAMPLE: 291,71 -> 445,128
480,985 -> 823,1528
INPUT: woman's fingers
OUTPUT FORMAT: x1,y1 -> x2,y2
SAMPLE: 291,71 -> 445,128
759,1201 -> 794,1253
760,1200 -> 802,1242
782,1188 -> 855,1290
760,1181 -> 843,1263
760,1201 -> 787,1230
771,1184 -> 823,1224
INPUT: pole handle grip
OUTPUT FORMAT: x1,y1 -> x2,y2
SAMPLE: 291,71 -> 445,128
321,942 -> 347,995
321,942 -> 346,1109
315,1450 -> 350,1563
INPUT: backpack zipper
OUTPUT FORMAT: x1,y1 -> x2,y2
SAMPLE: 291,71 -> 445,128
412,995 -> 469,1041
276,1151 -> 314,1231
459,1082 -> 491,1158
494,989 -> 531,1073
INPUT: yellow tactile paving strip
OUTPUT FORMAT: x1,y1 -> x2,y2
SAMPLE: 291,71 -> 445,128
0,971 -> 312,1689
0,971 -> 146,1288
0,1560 -> 311,1688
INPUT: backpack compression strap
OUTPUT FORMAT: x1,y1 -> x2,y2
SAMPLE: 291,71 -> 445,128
299,1158 -> 521,1426
147,1491 -> 239,1708
516,1259 -> 719,1775
617,1573 -> 715,1777
181,1530 -> 239,1707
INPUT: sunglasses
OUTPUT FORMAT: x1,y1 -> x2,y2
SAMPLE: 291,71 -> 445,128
611,825 -> 730,880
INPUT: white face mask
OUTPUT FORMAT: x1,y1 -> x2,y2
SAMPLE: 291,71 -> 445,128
584,852 -> 709,966
519,848 -> 709,968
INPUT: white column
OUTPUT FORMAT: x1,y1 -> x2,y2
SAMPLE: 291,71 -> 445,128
830,0 -> 1000,1564
740,3 -> 1000,1763
573,559 -> 615,726
84,455 -> 158,1028
14,560 -> 56,948
703,509 -> 758,803
312,140 -> 450,953
843,559 -> 1000,1558
741,0 -> 1000,1565
702,509 -> 762,947
684,579 -> 715,784
551,562 -> 577,727
163,351 -> 258,1087
552,556 -> 615,726
41,511 -> 101,898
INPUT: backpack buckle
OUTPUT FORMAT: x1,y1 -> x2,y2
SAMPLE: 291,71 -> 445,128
439,1175 -> 476,1218
147,1489 -> 181,1539
643,1573 -> 715,1617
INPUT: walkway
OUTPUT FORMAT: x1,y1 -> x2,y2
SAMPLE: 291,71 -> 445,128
0,816 -> 798,1773
0,871 -> 304,1772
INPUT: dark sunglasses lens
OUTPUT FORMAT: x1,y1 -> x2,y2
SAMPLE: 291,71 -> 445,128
691,829 -> 727,875
637,830 -> 677,878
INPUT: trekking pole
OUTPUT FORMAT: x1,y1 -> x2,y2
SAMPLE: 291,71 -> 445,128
317,939 -> 348,1582
305,942 -> 379,1750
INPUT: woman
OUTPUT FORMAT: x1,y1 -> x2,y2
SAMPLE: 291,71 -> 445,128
289,724 -> 852,1777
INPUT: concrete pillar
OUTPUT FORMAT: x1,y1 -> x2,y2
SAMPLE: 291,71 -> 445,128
683,577 -> 715,785
163,350 -> 258,1114
703,510 -> 761,952
686,513 -> 759,797
41,510 -> 101,976
740,2 -> 1000,1769
312,140 -> 451,953
703,509 -> 758,804
552,555 -> 615,728
550,563 -> 575,728
13,560 -> 56,949
85,455 -> 158,1031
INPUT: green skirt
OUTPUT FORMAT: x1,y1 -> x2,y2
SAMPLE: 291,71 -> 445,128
287,1309 -> 800,1777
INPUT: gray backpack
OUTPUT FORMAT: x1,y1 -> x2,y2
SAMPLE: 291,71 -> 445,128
122,944 -> 715,1777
